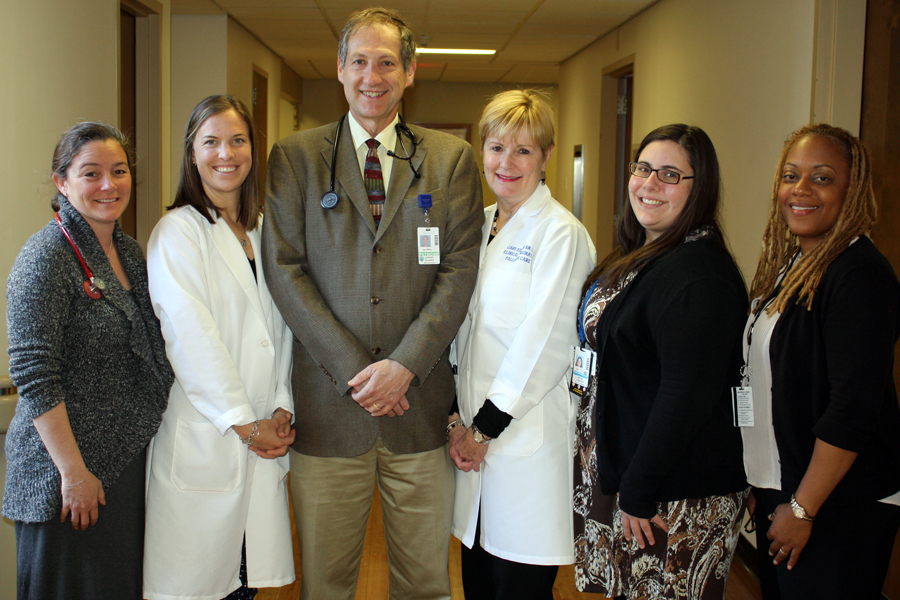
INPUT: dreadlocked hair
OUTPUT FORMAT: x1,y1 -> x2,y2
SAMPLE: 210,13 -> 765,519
583,123 -> 727,296
749,123 -> 877,315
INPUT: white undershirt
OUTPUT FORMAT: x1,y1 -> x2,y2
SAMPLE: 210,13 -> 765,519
741,297 -> 783,490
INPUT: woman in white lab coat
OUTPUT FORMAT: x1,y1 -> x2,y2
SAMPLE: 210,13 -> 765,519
143,95 -> 295,600
449,89 -> 596,600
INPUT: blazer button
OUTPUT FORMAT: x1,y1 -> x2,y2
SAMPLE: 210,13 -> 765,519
373,245 -> 383,254
370,296 -> 381,305
372,347 -> 381,355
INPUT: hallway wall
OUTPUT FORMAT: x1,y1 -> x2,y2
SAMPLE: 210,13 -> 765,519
557,0 -> 866,280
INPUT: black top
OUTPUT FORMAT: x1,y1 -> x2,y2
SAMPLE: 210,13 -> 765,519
591,237 -> 748,517
768,235 -> 900,505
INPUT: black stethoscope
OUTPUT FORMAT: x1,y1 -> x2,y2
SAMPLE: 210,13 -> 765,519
55,212 -> 106,300
321,114 -> 421,209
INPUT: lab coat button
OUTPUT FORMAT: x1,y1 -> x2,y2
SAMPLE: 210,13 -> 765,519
262,340 -> 270,347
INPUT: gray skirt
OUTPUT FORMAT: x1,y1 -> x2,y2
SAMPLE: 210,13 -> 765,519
15,448 -> 146,600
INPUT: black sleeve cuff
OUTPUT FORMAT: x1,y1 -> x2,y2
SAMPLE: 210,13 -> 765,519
449,395 -> 459,416
472,400 -> 513,439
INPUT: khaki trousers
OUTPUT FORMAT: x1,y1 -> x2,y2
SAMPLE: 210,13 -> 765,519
290,437 -> 455,600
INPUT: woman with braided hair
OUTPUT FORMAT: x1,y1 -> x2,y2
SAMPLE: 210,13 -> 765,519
742,123 -> 900,600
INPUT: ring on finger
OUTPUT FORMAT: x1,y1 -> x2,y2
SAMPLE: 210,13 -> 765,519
373,404 -> 380,411
778,547 -> 788,554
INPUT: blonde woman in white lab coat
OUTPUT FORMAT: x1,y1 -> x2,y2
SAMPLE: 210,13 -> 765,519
143,96 -> 295,600
449,89 -> 596,600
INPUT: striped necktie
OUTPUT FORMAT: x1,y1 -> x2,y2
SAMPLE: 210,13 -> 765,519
365,139 -> 385,226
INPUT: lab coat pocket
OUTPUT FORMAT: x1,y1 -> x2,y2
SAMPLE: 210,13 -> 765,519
489,403 -> 543,457
479,269 -> 531,329
171,418 -> 242,492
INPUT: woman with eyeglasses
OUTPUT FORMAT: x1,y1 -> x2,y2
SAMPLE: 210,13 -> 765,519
573,124 -> 748,599
742,124 -> 900,600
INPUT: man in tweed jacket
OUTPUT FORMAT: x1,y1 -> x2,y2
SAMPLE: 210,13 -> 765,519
261,7 -> 482,600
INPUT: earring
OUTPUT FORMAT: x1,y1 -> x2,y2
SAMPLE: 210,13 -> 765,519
540,171 -> 546,185
482,171 -> 486,179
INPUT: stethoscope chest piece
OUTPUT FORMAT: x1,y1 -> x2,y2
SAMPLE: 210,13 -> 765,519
321,191 -> 339,209
83,281 -> 102,300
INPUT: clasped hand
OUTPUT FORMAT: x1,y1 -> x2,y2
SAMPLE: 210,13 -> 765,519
447,415 -> 489,472
349,359 -> 413,417
239,408 -> 295,459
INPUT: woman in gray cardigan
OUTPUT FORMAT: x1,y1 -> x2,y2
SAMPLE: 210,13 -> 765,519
4,122 -> 173,599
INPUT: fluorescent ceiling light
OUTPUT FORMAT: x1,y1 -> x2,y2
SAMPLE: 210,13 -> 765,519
416,48 -> 496,55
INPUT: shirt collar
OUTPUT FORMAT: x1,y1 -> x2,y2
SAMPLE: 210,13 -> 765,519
347,112 -> 400,154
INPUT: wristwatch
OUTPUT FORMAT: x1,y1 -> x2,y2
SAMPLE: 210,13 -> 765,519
790,494 -> 815,522
471,425 -> 491,444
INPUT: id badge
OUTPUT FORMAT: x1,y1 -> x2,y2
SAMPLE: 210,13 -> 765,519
570,346 -> 596,397
417,227 -> 440,265
731,386 -> 754,427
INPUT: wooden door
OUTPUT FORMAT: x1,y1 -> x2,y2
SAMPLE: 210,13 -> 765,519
860,1 -> 900,598
253,70 -> 268,205
119,7 -> 137,237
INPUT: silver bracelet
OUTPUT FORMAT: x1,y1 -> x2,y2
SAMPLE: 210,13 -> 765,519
241,420 -> 260,446
445,418 -> 464,438
64,478 -> 85,489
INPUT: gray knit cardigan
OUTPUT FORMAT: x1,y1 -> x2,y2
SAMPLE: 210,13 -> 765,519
3,199 -> 174,522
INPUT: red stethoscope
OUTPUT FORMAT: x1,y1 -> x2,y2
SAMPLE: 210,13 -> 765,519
54,212 -> 106,300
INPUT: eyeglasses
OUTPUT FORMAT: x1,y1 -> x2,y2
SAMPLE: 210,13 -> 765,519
629,162 -> 695,185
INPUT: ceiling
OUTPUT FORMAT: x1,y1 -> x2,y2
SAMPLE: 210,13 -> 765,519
170,0 -> 656,84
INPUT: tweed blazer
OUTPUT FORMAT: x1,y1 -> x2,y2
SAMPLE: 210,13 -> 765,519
262,117 -> 483,457
4,199 -> 173,522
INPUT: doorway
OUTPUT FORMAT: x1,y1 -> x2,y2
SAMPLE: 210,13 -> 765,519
860,2 -> 900,596
120,7 -> 137,238
120,0 -> 163,247
596,58 -> 634,256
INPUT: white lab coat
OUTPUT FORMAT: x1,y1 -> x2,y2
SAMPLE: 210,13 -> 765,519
451,184 -> 596,565
143,206 -> 295,600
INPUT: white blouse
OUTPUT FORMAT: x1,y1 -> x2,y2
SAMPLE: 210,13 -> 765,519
740,297 -> 783,490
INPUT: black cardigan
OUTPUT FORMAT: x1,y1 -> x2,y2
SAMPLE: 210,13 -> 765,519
769,236 -> 900,505
592,238 -> 748,518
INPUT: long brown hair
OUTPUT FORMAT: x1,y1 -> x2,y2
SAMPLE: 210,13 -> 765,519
169,95 -> 260,230
583,123 -> 726,294
749,123 -> 876,314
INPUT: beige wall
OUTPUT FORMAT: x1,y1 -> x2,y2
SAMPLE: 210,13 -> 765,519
298,79 -> 560,205
557,0 -> 866,281
169,14 -> 228,200
226,17 -> 284,159
169,15 -> 299,200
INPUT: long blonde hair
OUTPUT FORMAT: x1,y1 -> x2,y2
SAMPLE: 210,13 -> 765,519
749,124 -> 877,314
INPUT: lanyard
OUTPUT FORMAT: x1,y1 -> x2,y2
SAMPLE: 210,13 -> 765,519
578,278 -> 601,345
742,252 -> 799,384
